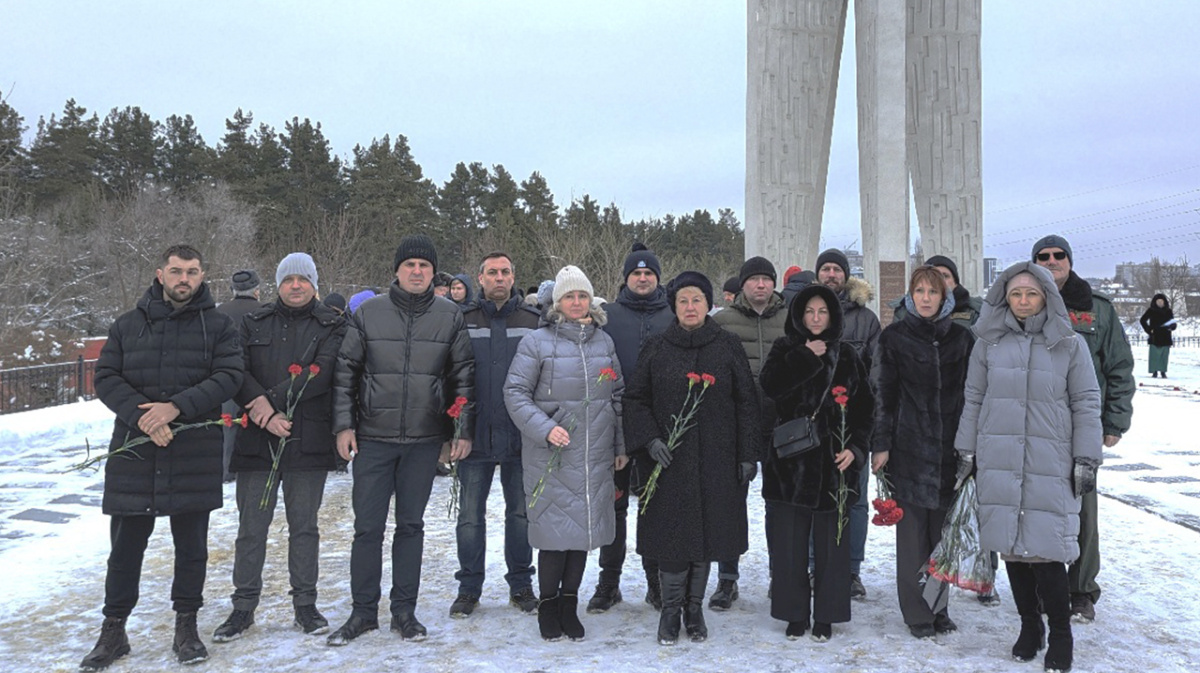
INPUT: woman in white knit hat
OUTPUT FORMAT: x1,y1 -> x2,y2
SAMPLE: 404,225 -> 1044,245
504,265 -> 627,643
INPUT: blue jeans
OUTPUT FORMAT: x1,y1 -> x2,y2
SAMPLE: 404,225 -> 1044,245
454,459 -> 534,597
349,439 -> 440,619
849,467 -> 869,575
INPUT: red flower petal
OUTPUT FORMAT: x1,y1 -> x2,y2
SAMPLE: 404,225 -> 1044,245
831,386 -> 847,396
288,364 -> 303,376
308,363 -> 321,376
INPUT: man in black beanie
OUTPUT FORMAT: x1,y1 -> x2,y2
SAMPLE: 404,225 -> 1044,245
328,233 -> 475,645
814,247 -> 880,600
711,255 -> 788,610
1032,233 -> 1133,624
587,242 -> 674,613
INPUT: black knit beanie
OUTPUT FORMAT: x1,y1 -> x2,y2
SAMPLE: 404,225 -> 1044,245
738,256 -> 777,287
623,242 -> 662,280
394,234 -> 438,273
722,276 -> 741,295
815,249 -> 850,278
923,255 -> 960,285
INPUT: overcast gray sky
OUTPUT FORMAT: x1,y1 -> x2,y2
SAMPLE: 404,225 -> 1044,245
8,0 -> 1200,279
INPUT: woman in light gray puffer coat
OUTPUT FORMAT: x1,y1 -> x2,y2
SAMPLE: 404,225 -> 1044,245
505,265 -> 626,643
954,261 -> 1101,673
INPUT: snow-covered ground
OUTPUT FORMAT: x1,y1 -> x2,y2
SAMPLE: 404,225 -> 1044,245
0,346 -> 1198,672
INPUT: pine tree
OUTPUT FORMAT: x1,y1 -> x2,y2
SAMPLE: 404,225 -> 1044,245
97,105 -> 160,198
158,114 -> 213,194
25,99 -> 102,210
0,99 -> 27,216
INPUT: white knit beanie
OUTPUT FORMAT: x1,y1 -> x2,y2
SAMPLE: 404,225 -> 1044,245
552,265 -> 593,303
276,252 -> 318,291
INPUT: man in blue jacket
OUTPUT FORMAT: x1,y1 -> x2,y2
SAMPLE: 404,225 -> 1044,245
449,251 -> 542,618
587,243 -> 675,613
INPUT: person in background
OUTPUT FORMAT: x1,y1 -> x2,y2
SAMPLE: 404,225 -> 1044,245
347,289 -> 376,315
955,262 -> 1101,673
433,271 -> 454,298
1140,293 -> 1176,378
1032,234 -> 1133,624
505,265 -> 626,643
449,274 -> 474,308
871,266 -> 974,638
217,269 -> 262,483
324,292 -> 347,316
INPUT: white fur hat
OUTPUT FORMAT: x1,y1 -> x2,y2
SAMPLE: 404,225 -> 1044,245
552,265 -> 593,304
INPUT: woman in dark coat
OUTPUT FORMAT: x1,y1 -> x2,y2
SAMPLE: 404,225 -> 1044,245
760,284 -> 874,642
1140,293 -> 1176,378
871,266 -> 974,638
623,272 -> 760,646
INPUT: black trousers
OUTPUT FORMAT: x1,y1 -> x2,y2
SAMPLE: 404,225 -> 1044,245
895,499 -> 949,626
597,465 -> 658,584
103,511 -> 210,618
766,502 -> 851,625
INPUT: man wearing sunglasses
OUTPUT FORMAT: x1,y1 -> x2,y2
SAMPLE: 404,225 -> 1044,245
1032,234 -> 1134,625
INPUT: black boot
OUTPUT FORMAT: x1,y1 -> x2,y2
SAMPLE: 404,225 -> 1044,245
657,569 -> 687,646
1007,562 -> 1047,662
80,616 -> 130,671
538,594 -> 563,641
1033,563 -> 1074,672
173,611 -> 209,665
683,562 -> 710,642
559,593 -> 585,641
645,570 -> 663,610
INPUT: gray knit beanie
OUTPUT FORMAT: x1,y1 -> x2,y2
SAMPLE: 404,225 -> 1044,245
276,253 -> 318,291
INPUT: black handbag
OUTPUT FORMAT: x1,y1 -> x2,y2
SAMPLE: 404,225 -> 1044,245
772,356 -> 836,460
772,414 -> 821,459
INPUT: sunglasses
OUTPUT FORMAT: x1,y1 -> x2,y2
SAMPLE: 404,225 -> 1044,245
1036,251 -> 1068,262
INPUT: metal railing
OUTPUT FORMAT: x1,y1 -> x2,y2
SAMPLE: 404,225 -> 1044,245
0,357 -> 97,415
1127,335 -> 1200,348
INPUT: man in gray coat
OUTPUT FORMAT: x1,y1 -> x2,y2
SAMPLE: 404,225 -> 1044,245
327,234 -> 475,646
815,248 -> 880,599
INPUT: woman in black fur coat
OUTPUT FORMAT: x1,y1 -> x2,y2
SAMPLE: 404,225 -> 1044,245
1140,293 -> 1176,378
871,266 -> 975,638
760,284 -> 875,642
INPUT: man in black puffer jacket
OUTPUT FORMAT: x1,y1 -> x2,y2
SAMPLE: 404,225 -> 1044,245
327,234 -> 475,646
83,245 -> 243,671
211,253 -> 347,644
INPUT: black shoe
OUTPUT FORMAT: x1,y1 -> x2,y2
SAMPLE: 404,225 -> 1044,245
80,617 -> 130,671
785,620 -> 807,640
1152,372 -> 1159,378
1012,619 -> 1047,662
559,594 -> 585,641
212,609 -> 254,642
1070,595 -> 1095,623
811,621 -> 832,642
586,583 -> 622,613
909,623 -> 936,639
390,612 -> 427,641
449,594 -> 479,618
172,612 -> 209,665
978,590 -> 1002,607
934,613 -> 958,634
326,614 -> 379,646
645,574 -> 663,611
538,594 -> 563,641
510,587 -> 538,614
1045,631 -> 1074,672
708,579 -> 738,611
849,574 -> 867,600
294,604 -> 329,635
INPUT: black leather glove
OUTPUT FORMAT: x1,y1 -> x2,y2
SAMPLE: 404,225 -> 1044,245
739,461 -> 757,486
1073,461 -> 1098,498
954,453 -> 975,490
647,438 -> 672,468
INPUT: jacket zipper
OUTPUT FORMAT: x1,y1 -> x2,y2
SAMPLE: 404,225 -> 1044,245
400,301 -> 413,436
578,325 -> 593,551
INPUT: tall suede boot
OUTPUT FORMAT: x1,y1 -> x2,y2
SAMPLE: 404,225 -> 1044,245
559,593 -> 585,641
538,593 -> 563,641
1033,563 -> 1074,673
1007,562 -> 1047,662
683,562 -> 710,642
657,569 -> 688,646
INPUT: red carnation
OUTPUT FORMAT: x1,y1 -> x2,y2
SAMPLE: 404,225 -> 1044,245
308,363 -> 320,376
831,385 -> 847,396
686,372 -> 702,385
288,363 -> 303,377
834,394 -> 849,407
237,413 -> 249,428
455,396 -> 468,407
701,373 -> 716,387
221,413 -> 233,427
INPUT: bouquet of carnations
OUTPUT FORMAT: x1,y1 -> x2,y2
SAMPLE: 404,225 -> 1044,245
924,476 -> 994,610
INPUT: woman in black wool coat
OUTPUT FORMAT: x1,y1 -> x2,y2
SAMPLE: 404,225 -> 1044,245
870,266 -> 975,639
1140,293 -> 1176,378
760,283 -> 874,643
623,271 -> 760,647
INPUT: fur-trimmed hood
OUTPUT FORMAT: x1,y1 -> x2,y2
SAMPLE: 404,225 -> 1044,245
545,303 -> 608,327
843,276 -> 874,308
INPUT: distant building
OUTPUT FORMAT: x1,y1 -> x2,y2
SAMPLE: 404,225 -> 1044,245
983,257 -> 1000,289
